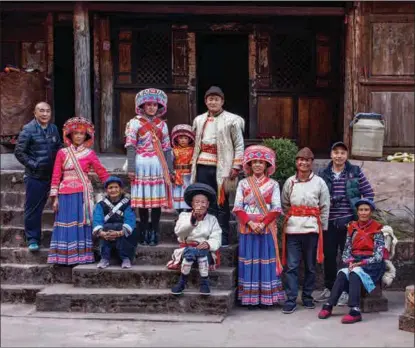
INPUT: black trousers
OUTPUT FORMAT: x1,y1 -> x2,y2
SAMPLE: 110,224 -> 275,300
323,216 -> 353,290
328,272 -> 362,308
196,164 -> 230,245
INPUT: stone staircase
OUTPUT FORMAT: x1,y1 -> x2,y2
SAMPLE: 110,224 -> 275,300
0,171 -> 237,316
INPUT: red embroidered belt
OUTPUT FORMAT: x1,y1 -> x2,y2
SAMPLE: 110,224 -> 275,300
201,143 -> 217,154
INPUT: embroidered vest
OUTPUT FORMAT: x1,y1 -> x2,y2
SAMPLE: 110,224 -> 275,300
347,220 -> 383,256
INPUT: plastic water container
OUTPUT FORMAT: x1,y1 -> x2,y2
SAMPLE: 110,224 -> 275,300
350,113 -> 385,158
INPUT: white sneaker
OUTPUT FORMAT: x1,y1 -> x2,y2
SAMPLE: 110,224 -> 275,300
337,291 -> 349,306
315,288 -> 331,302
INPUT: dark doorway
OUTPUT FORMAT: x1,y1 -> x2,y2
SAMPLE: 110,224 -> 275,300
196,34 -> 249,134
53,23 -> 75,138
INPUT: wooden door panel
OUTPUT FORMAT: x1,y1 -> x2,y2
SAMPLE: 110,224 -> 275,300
165,92 -> 190,132
118,91 -> 136,151
257,96 -> 294,139
298,97 -> 332,152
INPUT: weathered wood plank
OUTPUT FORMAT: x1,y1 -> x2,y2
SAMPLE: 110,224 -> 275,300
371,22 -> 414,76
172,27 -> 188,86
248,31 -> 257,139
370,91 -> 415,147
73,1 -> 91,120
99,17 -> 114,152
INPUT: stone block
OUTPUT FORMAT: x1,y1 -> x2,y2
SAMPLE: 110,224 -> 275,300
36,284 -> 235,315
72,264 -> 236,290
0,208 -> 55,229
399,314 -> 415,333
404,285 -> 414,316
1,284 -> 44,304
361,295 -> 389,313
0,264 -> 73,285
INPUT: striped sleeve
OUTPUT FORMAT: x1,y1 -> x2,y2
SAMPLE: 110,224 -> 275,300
358,171 -> 375,200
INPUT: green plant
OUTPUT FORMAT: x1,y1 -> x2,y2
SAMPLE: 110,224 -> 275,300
262,137 -> 298,183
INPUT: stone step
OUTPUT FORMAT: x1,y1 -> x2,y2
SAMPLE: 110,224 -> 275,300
36,284 -> 235,315
72,264 -> 236,290
1,284 -> 45,304
0,263 -> 73,285
134,243 -> 237,267
0,214 -> 239,244
0,226 -> 53,248
0,243 -> 237,268
1,191 -> 52,210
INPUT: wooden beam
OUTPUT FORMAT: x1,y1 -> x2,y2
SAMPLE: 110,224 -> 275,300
187,32 -> 197,122
87,3 -> 345,16
73,1 -> 92,120
1,2 -> 346,16
99,17 -> 114,152
248,31 -> 257,139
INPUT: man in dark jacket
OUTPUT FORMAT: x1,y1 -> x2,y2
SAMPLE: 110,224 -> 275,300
315,141 -> 374,305
14,102 -> 62,251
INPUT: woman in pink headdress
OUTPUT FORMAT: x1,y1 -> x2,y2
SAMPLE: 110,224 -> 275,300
233,145 -> 286,308
47,117 -> 109,265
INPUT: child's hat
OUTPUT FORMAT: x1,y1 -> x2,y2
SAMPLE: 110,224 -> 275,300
171,124 -> 195,146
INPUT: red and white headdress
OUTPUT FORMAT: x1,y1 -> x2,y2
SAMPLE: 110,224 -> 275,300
243,145 -> 276,176
62,117 -> 95,148
171,124 -> 195,146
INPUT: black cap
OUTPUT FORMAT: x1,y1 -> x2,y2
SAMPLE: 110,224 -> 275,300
204,86 -> 224,99
331,141 -> 348,151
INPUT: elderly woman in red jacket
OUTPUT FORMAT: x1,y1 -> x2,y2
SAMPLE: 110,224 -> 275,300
318,198 -> 385,324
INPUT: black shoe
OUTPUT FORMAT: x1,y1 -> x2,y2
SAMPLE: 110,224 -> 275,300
302,300 -> 316,309
199,276 -> 211,296
148,229 -> 158,246
171,274 -> 188,295
282,302 -> 297,314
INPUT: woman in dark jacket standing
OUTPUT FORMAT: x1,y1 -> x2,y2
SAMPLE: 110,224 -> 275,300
14,102 -> 62,251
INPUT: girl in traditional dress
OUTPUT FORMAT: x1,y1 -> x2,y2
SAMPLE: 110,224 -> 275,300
48,117 -> 109,265
171,124 -> 195,214
233,145 -> 286,307
318,199 -> 386,324
125,88 -> 174,247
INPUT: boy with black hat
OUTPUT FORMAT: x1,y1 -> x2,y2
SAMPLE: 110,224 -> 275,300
191,86 -> 245,247
93,176 -> 137,269
315,141 -> 374,305
169,183 -> 222,295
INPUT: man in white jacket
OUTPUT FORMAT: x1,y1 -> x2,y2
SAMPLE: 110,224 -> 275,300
281,147 -> 330,314
191,86 -> 245,247
170,183 -> 222,296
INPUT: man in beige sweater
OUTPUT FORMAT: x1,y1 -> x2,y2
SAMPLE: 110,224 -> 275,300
281,147 -> 330,314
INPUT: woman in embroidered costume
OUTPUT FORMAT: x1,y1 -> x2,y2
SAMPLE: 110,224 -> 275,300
171,124 -> 195,214
233,145 -> 286,307
47,117 -> 109,265
125,88 -> 174,246
318,199 -> 386,324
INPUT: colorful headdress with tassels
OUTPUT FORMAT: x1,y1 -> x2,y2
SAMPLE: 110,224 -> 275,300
243,145 -> 276,176
171,124 -> 195,146
62,117 -> 95,148
135,88 -> 168,117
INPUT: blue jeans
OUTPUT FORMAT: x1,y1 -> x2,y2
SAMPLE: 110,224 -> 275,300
284,233 -> 318,304
24,176 -> 50,245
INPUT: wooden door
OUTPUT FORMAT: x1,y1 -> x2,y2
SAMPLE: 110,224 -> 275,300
255,17 -> 343,154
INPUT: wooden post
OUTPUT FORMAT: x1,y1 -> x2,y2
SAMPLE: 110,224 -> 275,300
248,30 -> 257,139
92,14 -> 101,152
99,17 -> 114,152
187,32 -> 197,122
73,2 -> 92,120
45,12 -> 54,117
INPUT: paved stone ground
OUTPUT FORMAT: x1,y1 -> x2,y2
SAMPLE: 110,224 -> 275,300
1,291 -> 414,347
